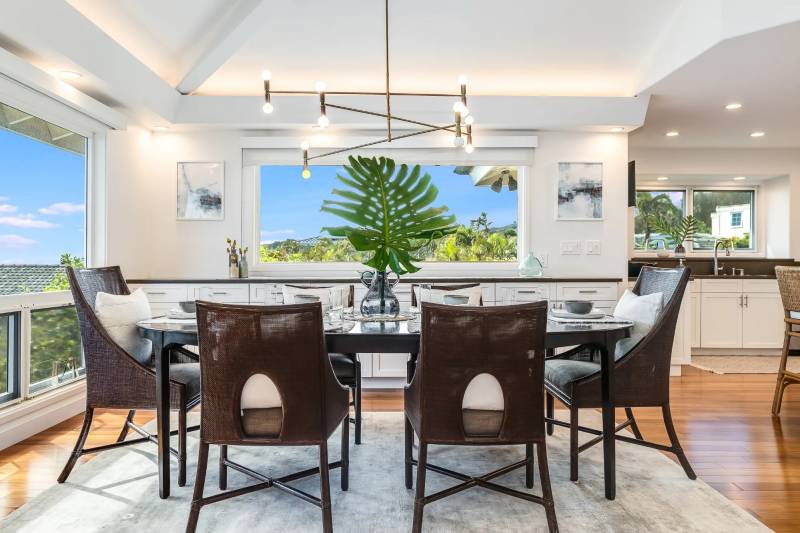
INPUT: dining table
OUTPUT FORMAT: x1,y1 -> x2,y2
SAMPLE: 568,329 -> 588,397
138,314 -> 632,501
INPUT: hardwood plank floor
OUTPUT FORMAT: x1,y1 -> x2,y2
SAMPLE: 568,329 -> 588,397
1,367 -> 799,532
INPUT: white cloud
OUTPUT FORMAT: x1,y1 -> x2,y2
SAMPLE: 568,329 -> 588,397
0,215 -> 57,229
0,234 -> 37,248
0,204 -> 17,213
38,202 -> 85,215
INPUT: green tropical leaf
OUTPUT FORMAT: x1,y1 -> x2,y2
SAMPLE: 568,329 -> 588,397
321,156 -> 459,274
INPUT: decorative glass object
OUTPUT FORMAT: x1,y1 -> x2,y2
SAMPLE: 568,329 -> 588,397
239,255 -> 249,278
518,253 -> 544,277
359,270 -> 400,317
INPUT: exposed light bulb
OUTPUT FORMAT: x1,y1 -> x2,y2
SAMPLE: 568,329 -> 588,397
460,106 -> 470,117
302,168 -> 311,179
465,143 -> 474,154
458,74 -> 468,86
453,136 -> 465,147
300,140 -> 310,151
262,102 -> 274,114
464,115 -> 475,126
315,81 -> 327,93
317,114 -> 329,128
261,69 -> 272,81
452,101 -> 466,113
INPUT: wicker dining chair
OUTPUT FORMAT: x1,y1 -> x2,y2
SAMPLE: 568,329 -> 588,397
58,266 -> 200,487
405,301 -> 558,533
283,284 -> 363,444
772,266 -> 800,415
544,266 -> 696,484
187,301 -> 350,533
410,282 -> 484,307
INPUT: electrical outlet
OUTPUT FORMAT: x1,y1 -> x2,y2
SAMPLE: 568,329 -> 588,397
586,240 -> 601,255
560,240 -> 582,255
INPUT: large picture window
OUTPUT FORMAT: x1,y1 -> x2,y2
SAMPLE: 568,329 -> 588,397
259,164 -> 518,264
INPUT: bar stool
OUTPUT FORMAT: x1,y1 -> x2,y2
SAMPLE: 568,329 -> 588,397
772,266 -> 800,415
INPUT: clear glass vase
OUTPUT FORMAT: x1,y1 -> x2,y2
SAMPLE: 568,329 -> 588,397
518,252 -> 544,277
359,270 -> 400,317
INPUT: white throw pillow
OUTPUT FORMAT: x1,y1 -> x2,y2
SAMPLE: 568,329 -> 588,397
282,285 -> 347,306
414,285 -> 483,306
95,288 -> 153,365
613,289 -> 664,340
461,373 -> 505,411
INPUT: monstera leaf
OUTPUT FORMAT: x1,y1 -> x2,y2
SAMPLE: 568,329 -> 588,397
321,156 -> 458,274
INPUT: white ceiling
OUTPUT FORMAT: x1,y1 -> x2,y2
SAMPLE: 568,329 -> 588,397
630,21 -> 800,148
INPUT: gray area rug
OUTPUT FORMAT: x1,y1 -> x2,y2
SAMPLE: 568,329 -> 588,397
692,355 -> 799,374
1,411 -> 770,533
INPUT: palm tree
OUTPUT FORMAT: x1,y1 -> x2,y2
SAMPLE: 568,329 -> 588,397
635,192 -> 682,248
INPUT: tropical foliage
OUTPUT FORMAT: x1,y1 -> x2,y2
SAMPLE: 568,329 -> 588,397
653,214 -> 699,249
43,253 -> 85,292
320,156 -> 459,275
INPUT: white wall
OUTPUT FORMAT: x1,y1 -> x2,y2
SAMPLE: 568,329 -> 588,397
106,129 -> 629,279
631,147 -> 800,259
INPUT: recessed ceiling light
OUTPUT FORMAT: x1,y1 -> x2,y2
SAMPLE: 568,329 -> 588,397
656,176 -> 670,181
725,103 -> 742,110
152,126 -> 170,132
610,127 -> 624,132
665,131 -> 679,137
57,70 -> 82,80
733,176 -> 747,181
750,131 -> 765,137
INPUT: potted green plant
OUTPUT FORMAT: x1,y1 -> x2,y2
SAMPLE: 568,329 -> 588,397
653,214 -> 699,257
321,156 -> 458,316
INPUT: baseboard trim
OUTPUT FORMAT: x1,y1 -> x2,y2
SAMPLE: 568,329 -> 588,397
0,381 -> 86,451
692,348 -> 782,356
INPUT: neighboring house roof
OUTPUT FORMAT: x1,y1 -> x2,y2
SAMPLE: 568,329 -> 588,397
0,265 -> 64,295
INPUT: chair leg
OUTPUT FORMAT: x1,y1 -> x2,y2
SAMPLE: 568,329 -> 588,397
354,357 -> 362,445
546,392 -> 554,436
319,442 -> 333,533
536,442 -> 559,533
116,410 -> 136,442
525,443 -> 534,489
185,441 -> 209,533
178,407 -> 187,487
58,407 -> 94,483
405,415 -> 414,489
625,407 -> 644,440
219,444 -> 228,490
569,406 -> 579,482
662,404 -> 696,480
772,333 -> 791,415
411,442 -> 428,533
341,415 -> 350,491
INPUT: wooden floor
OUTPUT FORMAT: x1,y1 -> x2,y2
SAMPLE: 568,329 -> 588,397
1,367 -> 799,531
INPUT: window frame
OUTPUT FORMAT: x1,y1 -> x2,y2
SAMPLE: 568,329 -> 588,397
0,312 -> 21,406
631,185 -> 761,257
242,146 -> 534,277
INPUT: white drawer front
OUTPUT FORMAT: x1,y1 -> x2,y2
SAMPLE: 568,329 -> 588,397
557,283 -> 617,301
495,283 -> 553,304
742,279 -> 779,293
138,285 -> 188,303
193,285 -> 250,303
700,278 -> 743,293
149,302 -> 176,317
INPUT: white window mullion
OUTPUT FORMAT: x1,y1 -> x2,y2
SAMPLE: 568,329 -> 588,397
18,306 -> 31,401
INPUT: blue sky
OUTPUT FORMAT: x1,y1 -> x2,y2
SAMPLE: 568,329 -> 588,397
260,165 -> 518,242
0,128 -> 86,264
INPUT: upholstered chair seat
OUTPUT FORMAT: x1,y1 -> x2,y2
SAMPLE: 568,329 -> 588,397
241,407 -> 283,438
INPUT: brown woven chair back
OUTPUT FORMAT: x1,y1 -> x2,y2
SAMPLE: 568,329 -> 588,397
776,266 -> 800,313
410,283 -> 483,307
196,301 -> 348,445
284,284 -> 355,307
410,301 -> 548,444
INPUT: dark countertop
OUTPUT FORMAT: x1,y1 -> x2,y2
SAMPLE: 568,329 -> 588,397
128,276 -> 624,284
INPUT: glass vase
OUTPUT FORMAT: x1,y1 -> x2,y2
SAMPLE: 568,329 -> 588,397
359,270 -> 400,317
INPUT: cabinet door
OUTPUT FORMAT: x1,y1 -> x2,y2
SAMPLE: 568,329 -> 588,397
742,293 -> 785,349
700,293 -> 742,348
690,294 -> 701,348
372,353 -> 408,378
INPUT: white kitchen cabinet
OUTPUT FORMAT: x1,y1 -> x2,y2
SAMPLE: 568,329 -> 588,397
372,353 -> 408,377
495,283 -> 553,304
700,293 -> 743,348
190,284 -> 250,303
690,292 -> 701,348
741,292 -> 785,349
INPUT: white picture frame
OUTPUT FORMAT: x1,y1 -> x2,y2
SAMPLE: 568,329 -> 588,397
177,162 -> 225,220
556,162 -> 603,221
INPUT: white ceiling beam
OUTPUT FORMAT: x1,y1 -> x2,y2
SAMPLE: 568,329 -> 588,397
176,0 -> 270,95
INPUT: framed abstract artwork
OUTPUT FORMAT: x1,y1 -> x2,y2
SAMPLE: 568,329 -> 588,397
556,162 -> 603,220
177,162 -> 224,220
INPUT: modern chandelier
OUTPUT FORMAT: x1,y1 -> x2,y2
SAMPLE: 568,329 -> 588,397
259,0 -> 474,179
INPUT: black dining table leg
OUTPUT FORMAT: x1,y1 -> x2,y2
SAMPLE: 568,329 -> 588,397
153,332 -> 171,499
601,332 -> 616,501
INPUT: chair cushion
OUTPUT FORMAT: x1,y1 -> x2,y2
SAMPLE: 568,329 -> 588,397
614,336 -> 643,361
330,353 -> 356,381
241,407 -> 283,437
168,363 -> 201,399
462,409 -> 504,437
94,288 -> 153,365
613,289 -> 663,339
545,359 -> 600,395
414,285 -> 482,306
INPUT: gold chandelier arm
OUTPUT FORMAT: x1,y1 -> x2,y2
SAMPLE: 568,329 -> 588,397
325,103 -> 458,133
307,124 -> 457,161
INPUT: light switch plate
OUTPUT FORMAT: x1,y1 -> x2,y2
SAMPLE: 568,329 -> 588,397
586,240 -> 601,255
560,240 -> 582,255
